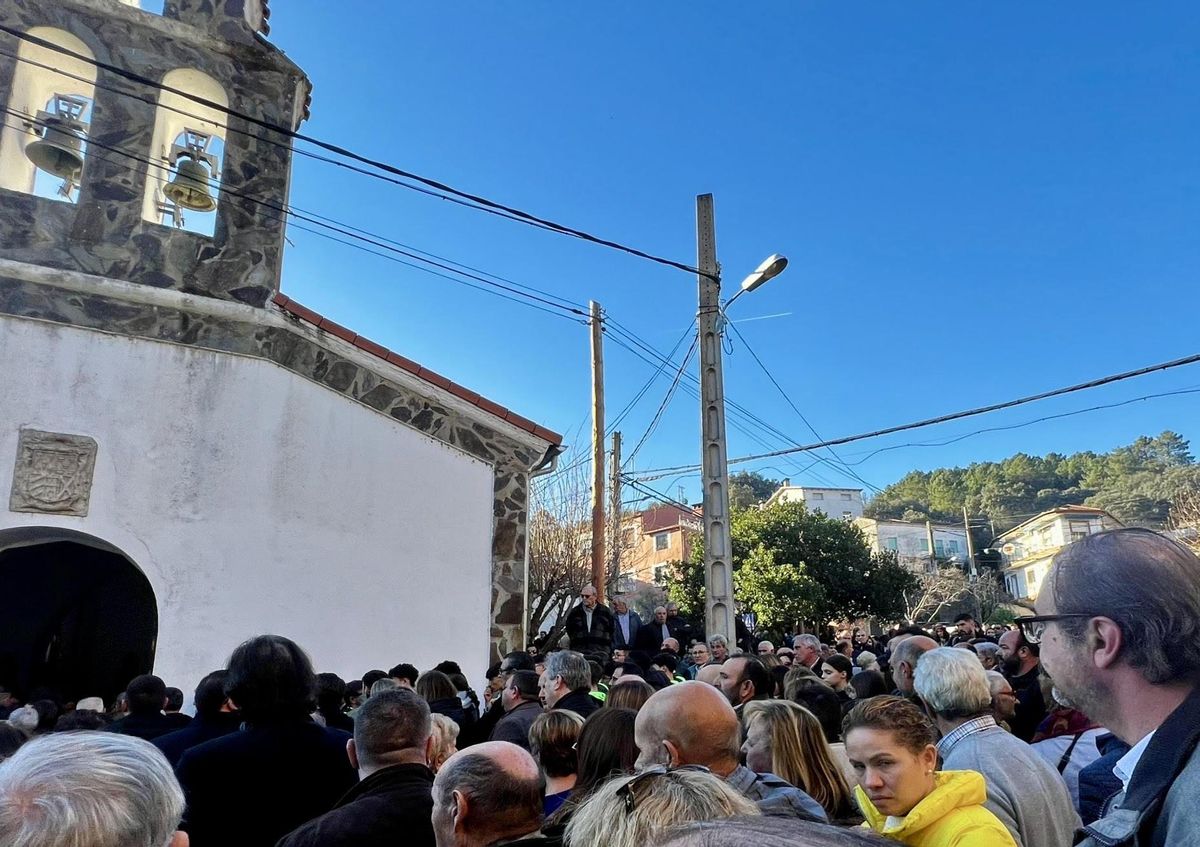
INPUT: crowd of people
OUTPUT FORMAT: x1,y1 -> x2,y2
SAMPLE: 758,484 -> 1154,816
0,527 -> 1197,846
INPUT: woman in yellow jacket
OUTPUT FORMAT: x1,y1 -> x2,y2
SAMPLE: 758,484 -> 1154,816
843,696 -> 1016,847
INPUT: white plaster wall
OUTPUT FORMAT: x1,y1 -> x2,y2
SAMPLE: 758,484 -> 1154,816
0,316 -> 496,698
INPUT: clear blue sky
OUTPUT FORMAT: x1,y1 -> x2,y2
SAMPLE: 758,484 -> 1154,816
259,2 -> 1199,503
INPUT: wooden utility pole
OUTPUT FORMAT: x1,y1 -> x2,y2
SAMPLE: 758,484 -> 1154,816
589,300 -> 606,602
609,431 -> 623,590
926,520 -> 937,573
963,506 -> 978,579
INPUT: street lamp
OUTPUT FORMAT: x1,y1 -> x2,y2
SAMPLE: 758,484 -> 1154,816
695,193 -> 787,644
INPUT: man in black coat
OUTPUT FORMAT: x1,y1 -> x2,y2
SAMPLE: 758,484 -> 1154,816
153,670 -> 241,767
539,651 -> 600,719
488,671 -> 543,750
175,635 -> 357,847
635,606 -> 674,654
278,688 -> 436,847
106,674 -> 178,741
611,597 -> 642,652
564,585 -> 614,660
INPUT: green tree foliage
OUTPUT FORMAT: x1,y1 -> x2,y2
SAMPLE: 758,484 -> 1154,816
729,470 -> 781,509
660,501 -> 917,629
864,432 -> 1200,533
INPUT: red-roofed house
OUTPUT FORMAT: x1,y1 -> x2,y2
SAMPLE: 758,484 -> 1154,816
622,504 -> 703,584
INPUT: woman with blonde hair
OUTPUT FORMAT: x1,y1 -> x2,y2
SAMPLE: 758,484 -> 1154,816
742,700 -> 859,823
843,696 -> 1016,846
564,766 -> 758,847
427,713 -> 459,773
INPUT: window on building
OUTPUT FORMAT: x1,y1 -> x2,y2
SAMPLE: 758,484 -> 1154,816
917,538 -> 929,553
885,537 -> 899,551
1068,520 -> 1091,543
841,492 -> 853,500
842,511 -> 853,519
654,532 -> 669,551
811,492 -> 824,500
947,540 -> 960,555
934,539 -> 946,557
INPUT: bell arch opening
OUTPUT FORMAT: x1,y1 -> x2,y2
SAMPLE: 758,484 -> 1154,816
0,529 -> 157,705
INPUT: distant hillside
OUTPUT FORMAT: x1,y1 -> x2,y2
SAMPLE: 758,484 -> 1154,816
863,432 -> 1200,534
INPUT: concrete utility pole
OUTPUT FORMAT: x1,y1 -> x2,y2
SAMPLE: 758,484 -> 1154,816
609,431 -> 623,590
963,505 -> 978,579
926,520 -> 937,573
696,194 -> 735,643
589,300 -> 606,603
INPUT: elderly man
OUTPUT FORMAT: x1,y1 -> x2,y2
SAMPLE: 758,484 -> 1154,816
687,642 -> 712,678
791,634 -> 825,675
890,634 -> 938,696
757,640 -> 775,656
976,641 -> 1002,671
915,647 -> 1078,847
0,732 -> 186,847
279,689 -> 437,847
665,601 -> 692,643
564,585 -> 614,659
611,596 -> 642,651
538,650 -> 599,718
985,670 -> 1019,732
635,606 -> 673,652
718,656 -> 772,719
431,741 -> 550,847
634,681 -> 826,821
1032,529 -> 1200,847
489,670 -> 543,749
709,634 -> 730,664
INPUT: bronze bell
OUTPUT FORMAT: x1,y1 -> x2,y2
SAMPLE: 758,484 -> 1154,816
25,117 -> 85,181
163,155 -> 217,212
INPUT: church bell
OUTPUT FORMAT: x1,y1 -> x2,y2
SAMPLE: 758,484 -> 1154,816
25,116 -> 86,181
163,155 -> 218,212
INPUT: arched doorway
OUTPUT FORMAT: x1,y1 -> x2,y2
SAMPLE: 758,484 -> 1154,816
0,530 -> 157,704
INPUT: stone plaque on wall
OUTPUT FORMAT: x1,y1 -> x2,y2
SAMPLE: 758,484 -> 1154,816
9,429 -> 99,517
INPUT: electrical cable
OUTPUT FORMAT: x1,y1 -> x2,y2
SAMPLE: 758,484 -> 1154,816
0,28 -> 709,279
2,107 -> 589,323
725,320 -> 880,492
631,352 -> 1200,478
624,335 -> 698,467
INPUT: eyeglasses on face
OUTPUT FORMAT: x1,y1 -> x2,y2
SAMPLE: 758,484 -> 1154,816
1014,614 -> 1093,645
618,765 -> 712,814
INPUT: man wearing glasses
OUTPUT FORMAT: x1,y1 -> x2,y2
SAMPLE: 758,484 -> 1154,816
1018,528 -> 1200,847
685,643 -> 711,679
564,585 -> 613,660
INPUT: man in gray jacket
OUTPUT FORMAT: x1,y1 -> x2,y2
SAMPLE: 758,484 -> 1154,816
1029,528 -> 1200,847
915,647 -> 1078,847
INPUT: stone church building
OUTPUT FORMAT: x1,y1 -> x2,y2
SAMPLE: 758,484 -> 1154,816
0,0 -> 561,703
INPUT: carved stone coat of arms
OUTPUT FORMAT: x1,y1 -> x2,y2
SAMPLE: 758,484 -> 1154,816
9,430 -> 99,517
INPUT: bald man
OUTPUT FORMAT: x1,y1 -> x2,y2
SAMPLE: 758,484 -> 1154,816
891,635 -> 938,695
431,742 -> 549,847
633,682 -> 826,821
696,664 -> 723,687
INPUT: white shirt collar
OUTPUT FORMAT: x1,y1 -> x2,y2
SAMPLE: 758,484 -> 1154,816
1113,730 -> 1156,793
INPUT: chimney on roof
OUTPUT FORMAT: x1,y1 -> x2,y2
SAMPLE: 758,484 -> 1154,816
783,479 -> 790,487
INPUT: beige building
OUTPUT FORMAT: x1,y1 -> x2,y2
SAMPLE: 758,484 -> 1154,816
766,484 -> 864,520
854,517 -> 970,574
995,506 -> 1123,600
621,504 -> 702,585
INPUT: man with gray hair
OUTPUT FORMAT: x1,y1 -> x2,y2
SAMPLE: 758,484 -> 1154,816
890,634 -> 938,695
431,741 -> 549,847
792,634 -> 825,675
708,634 -> 730,664
0,731 -> 186,847
538,650 -> 598,718
279,688 -> 436,847
985,669 -> 1019,731
976,640 -> 1002,671
915,647 -> 1078,847
1032,529 -> 1200,847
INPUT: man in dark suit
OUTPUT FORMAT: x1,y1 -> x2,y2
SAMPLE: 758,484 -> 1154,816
488,671 -> 542,750
565,585 -> 614,660
792,634 -> 826,677
278,688 -> 436,847
175,635 -> 357,847
153,670 -> 240,766
611,597 -> 642,652
635,606 -> 673,654
105,674 -> 177,741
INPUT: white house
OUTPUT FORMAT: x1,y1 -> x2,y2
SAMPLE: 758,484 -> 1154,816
766,484 -> 864,520
0,0 -> 560,705
853,517 -> 970,573
995,506 -> 1123,600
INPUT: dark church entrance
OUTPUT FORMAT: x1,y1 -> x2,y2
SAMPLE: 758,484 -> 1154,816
0,535 -> 157,705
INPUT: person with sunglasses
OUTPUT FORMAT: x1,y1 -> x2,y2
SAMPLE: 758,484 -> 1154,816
633,680 -> 827,821
1023,528 -> 1200,847
564,765 -> 759,847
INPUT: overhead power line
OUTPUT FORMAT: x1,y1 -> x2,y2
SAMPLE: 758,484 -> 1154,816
624,334 -> 698,467
1,107 -> 589,324
631,351 -> 1200,479
0,26 -> 708,278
